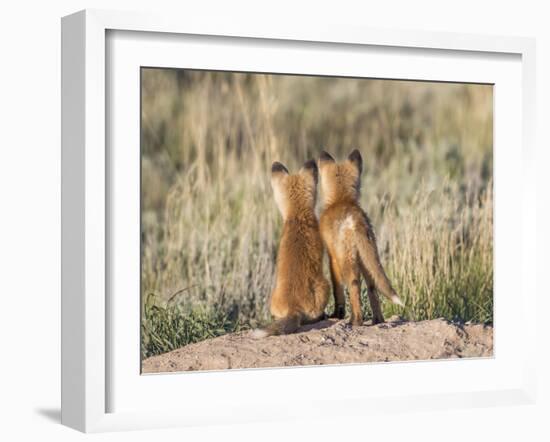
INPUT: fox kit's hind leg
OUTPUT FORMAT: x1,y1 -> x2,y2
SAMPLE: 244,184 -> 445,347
342,264 -> 363,326
313,278 -> 330,320
328,256 -> 346,319
361,265 -> 385,324
348,278 -> 363,327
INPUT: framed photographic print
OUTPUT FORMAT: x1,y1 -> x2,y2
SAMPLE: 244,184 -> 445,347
61,9 -> 537,432
139,68 -> 495,374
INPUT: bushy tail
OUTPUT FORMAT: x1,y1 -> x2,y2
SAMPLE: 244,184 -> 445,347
355,230 -> 404,307
250,315 -> 302,339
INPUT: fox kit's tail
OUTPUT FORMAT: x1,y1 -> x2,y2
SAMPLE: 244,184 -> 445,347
250,315 -> 301,339
355,230 -> 404,307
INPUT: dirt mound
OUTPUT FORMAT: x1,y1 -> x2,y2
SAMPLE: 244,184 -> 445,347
142,317 -> 493,373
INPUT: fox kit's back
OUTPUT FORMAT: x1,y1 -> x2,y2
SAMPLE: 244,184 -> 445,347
251,160 -> 329,338
318,150 -> 403,326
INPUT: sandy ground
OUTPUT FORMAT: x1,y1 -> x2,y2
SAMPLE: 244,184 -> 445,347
141,317 -> 493,373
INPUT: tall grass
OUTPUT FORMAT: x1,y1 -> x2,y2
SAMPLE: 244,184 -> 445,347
141,69 -> 493,358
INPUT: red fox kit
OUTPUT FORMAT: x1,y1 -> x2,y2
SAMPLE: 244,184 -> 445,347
318,150 -> 403,326
252,160 -> 330,338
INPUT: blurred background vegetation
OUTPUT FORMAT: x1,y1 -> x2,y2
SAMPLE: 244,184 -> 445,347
141,68 -> 493,358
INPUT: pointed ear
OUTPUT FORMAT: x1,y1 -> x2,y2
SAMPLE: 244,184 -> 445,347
271,161 -> 289,184
318,151 -> 335,169
347,149 -> 363,174
271,162 -> 289,217
271,161 -> 289,176
299,159 -> 318,186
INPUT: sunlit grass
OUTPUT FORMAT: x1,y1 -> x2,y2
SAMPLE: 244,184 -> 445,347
141,293 -> 247,359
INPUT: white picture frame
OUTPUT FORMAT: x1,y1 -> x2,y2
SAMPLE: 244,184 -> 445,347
61,9 -> 537,433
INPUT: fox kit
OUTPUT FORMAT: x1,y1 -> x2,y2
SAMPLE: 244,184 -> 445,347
252,160 -> 330,338
318,150 -> 403,326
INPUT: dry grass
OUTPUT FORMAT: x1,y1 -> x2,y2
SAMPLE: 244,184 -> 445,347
140,69 -> 493,358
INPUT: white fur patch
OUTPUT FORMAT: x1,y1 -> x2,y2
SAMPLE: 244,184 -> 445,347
250,328 -> 268,339
335,216 -> 355,258
338,215 -> 355,236
391,295 -> 404,307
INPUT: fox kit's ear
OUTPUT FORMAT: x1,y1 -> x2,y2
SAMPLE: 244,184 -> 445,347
271,161 -> 289,177
318,151 -> 335,168
271,161 -> 289,186
348,149 -> 363,174
300,159 -> 318,186
271,162 -> 290,217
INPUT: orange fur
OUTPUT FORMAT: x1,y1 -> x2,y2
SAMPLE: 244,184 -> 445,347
252,160 -> 330,338
318,150 -> 403,326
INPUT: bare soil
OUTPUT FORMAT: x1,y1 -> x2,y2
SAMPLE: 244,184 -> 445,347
141,317 -> 493,373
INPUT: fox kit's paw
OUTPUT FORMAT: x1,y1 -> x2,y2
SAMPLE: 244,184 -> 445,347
330,305 -> 345,319
349,313 -> 364,327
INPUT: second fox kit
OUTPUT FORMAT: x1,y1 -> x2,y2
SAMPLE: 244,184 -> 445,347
252,160 -> 330,338
318,150 -> 403,326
